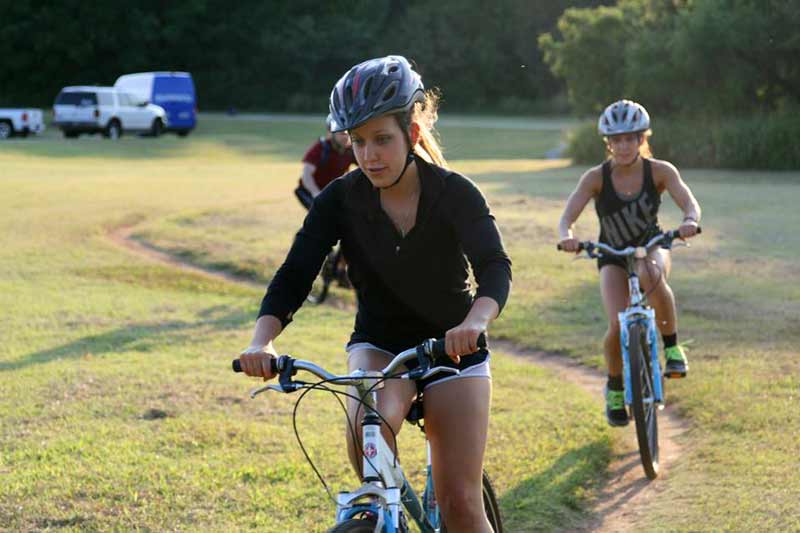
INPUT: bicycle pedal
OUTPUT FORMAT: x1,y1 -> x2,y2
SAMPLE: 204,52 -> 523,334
665,371 -> 686,379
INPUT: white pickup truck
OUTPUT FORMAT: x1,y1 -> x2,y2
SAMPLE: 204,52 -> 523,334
0,109 -> 45,139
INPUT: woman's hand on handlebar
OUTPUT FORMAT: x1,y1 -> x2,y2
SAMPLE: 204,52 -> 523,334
558,237 -> 581,253
678,220 -> 700,239
445,321 -> 487,364
239,343 -> 278,381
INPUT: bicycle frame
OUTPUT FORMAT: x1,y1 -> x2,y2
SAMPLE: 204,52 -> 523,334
559,227 -> 700,480
618,263 -> 664,408
246,342 -> 458,533
335,376 -> 438,532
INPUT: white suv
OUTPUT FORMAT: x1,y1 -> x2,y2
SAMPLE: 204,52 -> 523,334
53,86 -> 168,139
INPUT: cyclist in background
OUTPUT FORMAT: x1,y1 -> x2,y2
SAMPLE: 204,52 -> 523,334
239,56 -> 511,532
294,114 -> 356,209
556,99 -> 701,427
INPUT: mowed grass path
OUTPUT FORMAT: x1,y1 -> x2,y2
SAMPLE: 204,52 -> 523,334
1,118 -> 608,532
122,117 -> 799,531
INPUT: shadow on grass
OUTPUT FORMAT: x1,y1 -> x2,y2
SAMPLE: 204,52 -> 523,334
499,439 -> 611,532
0,306 -> 250,372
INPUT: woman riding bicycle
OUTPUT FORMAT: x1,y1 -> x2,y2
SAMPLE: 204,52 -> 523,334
239,55 -> 511,532
557,99 -> 701,427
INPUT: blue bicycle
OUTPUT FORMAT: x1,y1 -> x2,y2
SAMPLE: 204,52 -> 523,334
561,227 -> 700,479
233,336 -> 502,532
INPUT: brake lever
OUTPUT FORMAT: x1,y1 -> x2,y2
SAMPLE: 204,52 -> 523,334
250,384 -> 279,398
251,382 -> 306,398
420,366 -> 460,380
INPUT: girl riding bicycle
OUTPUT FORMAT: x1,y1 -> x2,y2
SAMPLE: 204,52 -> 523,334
239,55 -> 511,532
557,99 -> 701,427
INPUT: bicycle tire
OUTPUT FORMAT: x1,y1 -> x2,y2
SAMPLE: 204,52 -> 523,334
628,322 -> 660,479
327,518 -> 376,532
441,470 -> 503,532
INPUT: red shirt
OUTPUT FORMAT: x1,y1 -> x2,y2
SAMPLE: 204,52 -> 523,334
301,138 -> 356,190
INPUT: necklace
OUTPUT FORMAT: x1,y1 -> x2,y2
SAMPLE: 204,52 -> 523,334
381,186 -> 420,237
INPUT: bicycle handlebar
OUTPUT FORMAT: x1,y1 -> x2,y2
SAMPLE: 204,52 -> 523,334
232,333 -> 487,387
556,227 -> 701,256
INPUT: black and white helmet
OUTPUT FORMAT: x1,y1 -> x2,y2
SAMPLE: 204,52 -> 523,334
329,55 -> 424,133
598,99 -> 650,136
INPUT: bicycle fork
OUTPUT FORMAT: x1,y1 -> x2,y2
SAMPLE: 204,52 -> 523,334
619,308 -> 665,408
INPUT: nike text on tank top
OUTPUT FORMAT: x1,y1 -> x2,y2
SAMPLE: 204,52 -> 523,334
594,158 -> 662,248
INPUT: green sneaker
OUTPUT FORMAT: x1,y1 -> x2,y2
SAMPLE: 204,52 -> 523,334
664,345 -> 688,378
605,386 -> 629,427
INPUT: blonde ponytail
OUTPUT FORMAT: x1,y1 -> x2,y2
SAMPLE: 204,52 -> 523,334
396,89 -> 447,168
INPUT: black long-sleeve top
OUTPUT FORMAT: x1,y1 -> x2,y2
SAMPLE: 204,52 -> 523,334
259,157 -> 512,351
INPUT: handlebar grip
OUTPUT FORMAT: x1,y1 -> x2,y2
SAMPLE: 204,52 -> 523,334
231,358 -> 278,374
430,332 -> 487,359
557,242 -> 586,252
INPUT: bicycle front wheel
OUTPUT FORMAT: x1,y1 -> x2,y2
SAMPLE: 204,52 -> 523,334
327,518 -> 376,532
628,322 -> 659,479
441,470 -> 503,532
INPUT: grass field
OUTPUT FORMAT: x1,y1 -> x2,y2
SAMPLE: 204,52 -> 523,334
1,115 -> 798,531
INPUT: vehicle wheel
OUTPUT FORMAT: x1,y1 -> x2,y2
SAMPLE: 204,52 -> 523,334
441,470 -> 503,532
177,129 -> 191,137
327,518 -> 376,532
629,321 -> 659,480
150,118 -> 163,137
0,120 -> 13,139
63,130 -> 79,138
104,120 -> 122,140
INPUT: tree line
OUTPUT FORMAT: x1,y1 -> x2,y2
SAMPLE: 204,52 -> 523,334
0,0 -> 606,112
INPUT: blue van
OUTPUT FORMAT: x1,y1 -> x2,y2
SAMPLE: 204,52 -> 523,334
114,72 -> 197,136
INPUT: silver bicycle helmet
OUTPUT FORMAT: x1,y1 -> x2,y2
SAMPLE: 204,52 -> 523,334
598,99 -> 650,136
329,55 -> 425,133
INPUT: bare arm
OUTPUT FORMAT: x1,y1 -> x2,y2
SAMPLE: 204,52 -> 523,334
300,163 -> 321,195
659,161 -> 701,238
558,168 -> 601,249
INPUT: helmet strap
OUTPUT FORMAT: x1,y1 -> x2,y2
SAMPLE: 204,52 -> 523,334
379,150 -> 415,190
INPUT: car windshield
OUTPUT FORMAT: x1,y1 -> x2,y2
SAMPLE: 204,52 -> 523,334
55,92 -> 98,106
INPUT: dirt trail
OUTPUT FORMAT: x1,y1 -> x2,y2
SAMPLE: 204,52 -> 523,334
495,341 -> 689,532
108,225 -> 688,533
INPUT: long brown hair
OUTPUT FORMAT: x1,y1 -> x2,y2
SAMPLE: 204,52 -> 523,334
396,89 -> 447,167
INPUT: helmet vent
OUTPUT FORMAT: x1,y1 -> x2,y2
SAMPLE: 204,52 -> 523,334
363,76 -> 374,98
389,65 -> 399,73
344,82 -> 354,109
382,83 -> 397,102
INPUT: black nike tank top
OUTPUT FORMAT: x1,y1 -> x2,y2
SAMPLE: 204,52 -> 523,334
594,158 -> 662,248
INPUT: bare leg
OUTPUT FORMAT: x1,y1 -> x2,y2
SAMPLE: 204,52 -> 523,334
424,377 -> 492,533
600,265 -> 630,377
344,348 -> 417,478
637,248 -> 677,336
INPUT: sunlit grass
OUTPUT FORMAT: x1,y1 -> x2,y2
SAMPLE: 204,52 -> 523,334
116,116 -> 800,529
0,117 -> 613,531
